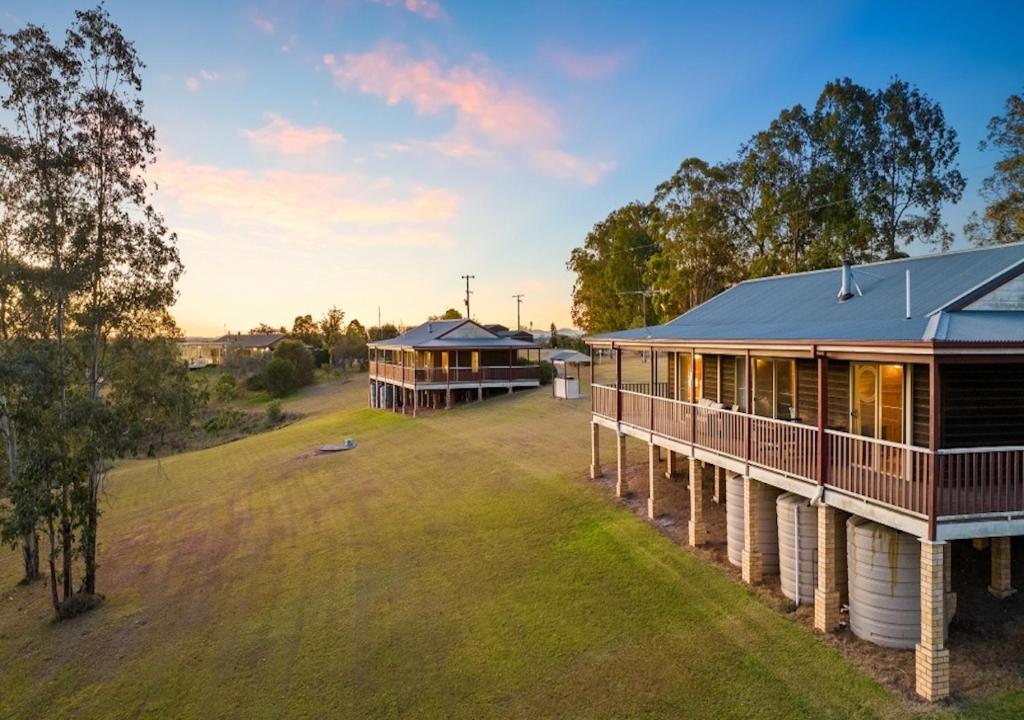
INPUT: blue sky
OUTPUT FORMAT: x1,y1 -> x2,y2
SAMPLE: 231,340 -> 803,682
4,1 -> 1022,334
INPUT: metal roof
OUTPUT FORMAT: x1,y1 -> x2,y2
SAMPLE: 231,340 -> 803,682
590,243 -> 1024,345
368,319 -> 541,349
212,332 -> 287,348
549,349 -> 592,364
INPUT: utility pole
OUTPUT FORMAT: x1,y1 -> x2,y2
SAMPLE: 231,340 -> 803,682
461,274 -> 475,319
618,287 -> 666,329
512,294 -> 524,330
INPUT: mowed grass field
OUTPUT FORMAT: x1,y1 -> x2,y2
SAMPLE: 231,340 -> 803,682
0,377 -> 1018,719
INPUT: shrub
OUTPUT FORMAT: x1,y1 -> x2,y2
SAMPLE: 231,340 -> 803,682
264,356 -> 298,397
273,340 -> 314,386
538,360 -> 555,386
203,408 -> 243,433
266,400 -> 284,425
214,373 -> 237,402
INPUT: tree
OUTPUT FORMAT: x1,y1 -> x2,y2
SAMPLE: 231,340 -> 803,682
250,322 -> 285,334
273,339 -> 314,387
290,314 -> 322,346
966,91 -> 1024,245
429,308 -> 462,320
549,323 -> 560,349
567,202 -> 661,333
867,78 -> 965,254
367,323 -> 399,342
319,306 -> 345,366
339,319 -> 368,368
263,357 -> 298,398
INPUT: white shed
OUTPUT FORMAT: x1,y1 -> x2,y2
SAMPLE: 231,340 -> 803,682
549,350 -> 591,400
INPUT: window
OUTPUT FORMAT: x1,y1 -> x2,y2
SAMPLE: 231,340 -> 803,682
735,358 -> 747,411
851,363 -> 904,443
753,357 -> 796,420
676,353 -> 692,402
694,354 -> 703,400
471,351 -> 479,372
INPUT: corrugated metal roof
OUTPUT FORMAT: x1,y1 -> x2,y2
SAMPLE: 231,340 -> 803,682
214,333 -> 287,348
591,243 -> 1024,344
369,319 -> 540,349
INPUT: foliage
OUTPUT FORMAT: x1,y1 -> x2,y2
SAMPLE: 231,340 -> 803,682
429,308 -> 462,320
265,400 -> 284,425
273,339 -> 314,387
537,360 -> 555,385
203,408 -> 244,434
250,323 -> 286,334
966,91 -> 1024,245
0,6 -> 182,610
319,306 -> 345,366
568,77 -> 968,333
290,314 -> 322,347
567,202 -> 662,332
337,319 -> 368,367
368,323 -> 399,342
214,373 -> 237,402
263,357 -> 298,398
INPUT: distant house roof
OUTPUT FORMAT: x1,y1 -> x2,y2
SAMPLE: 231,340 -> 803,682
549,349 -> 591,364
589,243 -> 1024,346
215,332 -> 287,349
369,319 -> 541,350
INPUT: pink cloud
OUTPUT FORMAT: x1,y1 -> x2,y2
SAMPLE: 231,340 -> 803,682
373,0 -> 443,20
323,43 -> 613,184
150,152 -> 459,249
250,11 -> 275,34
242,113 -> 343,156
184,69 -> 220,93
542,45 -> 631,81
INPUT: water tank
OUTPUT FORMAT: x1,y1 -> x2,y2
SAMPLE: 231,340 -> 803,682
776,493 -> 817,605
726,472 -> 744,567
725,473 -> 781,574
846,516 -> 920,649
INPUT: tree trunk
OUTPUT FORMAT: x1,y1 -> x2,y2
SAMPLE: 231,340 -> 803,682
47,516 -> 60,618
21,531 -> 39,582
83,468 -> 99,594
60,487 -> 72,602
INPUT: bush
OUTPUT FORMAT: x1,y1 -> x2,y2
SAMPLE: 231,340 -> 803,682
273,340 -> 314,386
538,360 -> 555,386
245,371 -> 266,391
203,408 -> 244,433
266,400 -> 284,425
264,356 -> 298,397
214,373 -> 237,402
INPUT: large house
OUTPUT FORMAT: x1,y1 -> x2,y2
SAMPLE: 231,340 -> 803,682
586,242 -> 1024,701
178,332 -> 286,367
368,319 -> 542,413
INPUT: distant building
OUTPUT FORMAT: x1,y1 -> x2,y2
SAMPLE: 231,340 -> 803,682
178,332 -> 287,367
369,319 -> 542,412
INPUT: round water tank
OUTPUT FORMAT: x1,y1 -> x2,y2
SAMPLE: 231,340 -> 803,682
726,472 -> 744,566
847,516 -> 920,649
776,493 -> 817,605
725,473 -> 781,574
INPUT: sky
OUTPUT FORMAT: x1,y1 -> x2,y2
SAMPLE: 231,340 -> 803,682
3,1 -> 1023,336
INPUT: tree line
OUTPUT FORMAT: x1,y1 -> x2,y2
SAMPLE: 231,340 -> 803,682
568,79 -> 1024,333
0,8 -> 187,617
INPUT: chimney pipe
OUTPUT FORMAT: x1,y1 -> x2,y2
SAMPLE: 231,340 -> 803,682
838,259 -> 855,302
905,269 -> 911,319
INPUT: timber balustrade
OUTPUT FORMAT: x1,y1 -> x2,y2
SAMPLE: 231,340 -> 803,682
591,382 -> 1024,520
370,362 -> 540,384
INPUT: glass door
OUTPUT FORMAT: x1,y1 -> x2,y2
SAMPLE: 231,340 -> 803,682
852,364 -> 878,438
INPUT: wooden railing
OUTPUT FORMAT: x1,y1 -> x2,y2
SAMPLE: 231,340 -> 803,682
936,447 -> 1024,516
750,416 -> 817,482
371,362 -> 540,384
592,383 -> 1024,520
826,430 -> 932,516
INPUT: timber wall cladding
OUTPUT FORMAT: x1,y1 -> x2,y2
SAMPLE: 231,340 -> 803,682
721,356 -> 737,406
912,364 -> 930,448
827,360 -> 851,432
703,354 -> 719,401
942,363 -> 1024,448
796,359 -> 818,425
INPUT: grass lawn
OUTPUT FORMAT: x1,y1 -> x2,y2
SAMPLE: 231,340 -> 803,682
0,377 -> 1019,718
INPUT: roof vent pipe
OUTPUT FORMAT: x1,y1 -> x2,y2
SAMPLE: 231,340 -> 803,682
838,259 -> 855,302
905,270 -> 911,319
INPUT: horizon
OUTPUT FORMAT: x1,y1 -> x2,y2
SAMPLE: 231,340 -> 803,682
4,0 -> 1023,334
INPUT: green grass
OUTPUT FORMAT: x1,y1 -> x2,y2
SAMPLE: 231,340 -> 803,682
0,379 -> 1016,718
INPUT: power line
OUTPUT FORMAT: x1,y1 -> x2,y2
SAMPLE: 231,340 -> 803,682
460,274 -> 475,319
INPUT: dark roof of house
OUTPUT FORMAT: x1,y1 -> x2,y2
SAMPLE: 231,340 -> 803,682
368,319 -> 541,349
590,243 -> 1024,345
215,332 -> 287,349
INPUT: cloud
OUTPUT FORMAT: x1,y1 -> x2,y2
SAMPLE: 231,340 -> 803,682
242,113 -> 343,156
541,44 -> 631,81
150,152 -> 459,250
249,11 -> 275,34
322,42 -> 613,184
185,69 -> 220,93
373,0 -> 443,20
